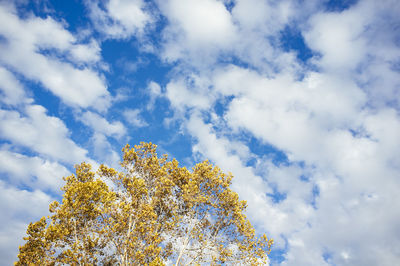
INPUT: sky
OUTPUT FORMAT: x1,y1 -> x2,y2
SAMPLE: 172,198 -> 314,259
0,0 -> 399,265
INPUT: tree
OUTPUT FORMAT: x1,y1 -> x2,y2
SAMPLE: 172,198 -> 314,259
16,142 -> 273,265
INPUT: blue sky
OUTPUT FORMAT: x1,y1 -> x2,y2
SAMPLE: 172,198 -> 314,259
0,0 -> 400,265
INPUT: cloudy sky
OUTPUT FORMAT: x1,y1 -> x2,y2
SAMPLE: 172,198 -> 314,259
1,0 -> 400,265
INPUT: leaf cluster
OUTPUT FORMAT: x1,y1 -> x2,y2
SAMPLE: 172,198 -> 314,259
16,142 -> 273,265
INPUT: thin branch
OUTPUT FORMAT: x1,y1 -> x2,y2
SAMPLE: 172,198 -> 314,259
73,219 -> 82,266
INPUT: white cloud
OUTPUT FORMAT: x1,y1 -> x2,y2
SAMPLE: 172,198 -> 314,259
182,95 -> 400,265
165,75 -> 215,112
0,0 -> 399,265
212,66 -> 368,161
0,3 -> 109,110
75,111 -> 126,167
303,0 -> 400,107
0,182 -> 53,223
79,111 -> 127,139
186,114 -> 285,237
159,0 -> 236,65
69,39 -> 102,64
303,6 -> 368,72
148,81 -> 161,96
86,0 -> 152,39
161,0 -> 235,45
0,149 -> 69,191
146,81 -> 161,110
0,66 -> 32,106
157,0 -> 303,73
0,180 -> 53,265
0,221 -> 27,266
158,0 -> 400,264
123,109 -> 148,127
0,105 -> 88,164
232,0 -> 292,33
91,133 -> 121,168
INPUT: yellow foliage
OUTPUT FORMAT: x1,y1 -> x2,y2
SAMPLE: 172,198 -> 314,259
16,142 -> 273,265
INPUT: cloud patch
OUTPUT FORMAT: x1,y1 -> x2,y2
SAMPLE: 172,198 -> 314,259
0,149 -> 69,191
0,3 -> 109,110
86,0 -> 152,39
0,105 -> 88,164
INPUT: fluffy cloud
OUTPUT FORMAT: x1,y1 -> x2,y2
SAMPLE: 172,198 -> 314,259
159,0 -> 237,66
304,4 -> 368,72
86,0 -> 152,39
0,105 -> 88,164
158,0 -> 400,265
2,0 -> 400,265
0,149 -> 69,191
165,75 -> 215,112
231,0 -> 292,33
161,0 -> 235,45
0,181 -> 53,265
75,111 -> 126,167
123,109 -> 148,127
0,67 -> 32,106
0,3 -> 109,110
186,114 -> 285,237
90,133 -> 121,168
303,0 -> 400,106
158,0 -> 301,73
213,66 -> 368,162
146,81 -> 162,110
178,84 -> 400,265
79,111 -> 127,139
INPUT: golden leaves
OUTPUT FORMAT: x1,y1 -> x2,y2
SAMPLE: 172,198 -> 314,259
16,142 -> 273,265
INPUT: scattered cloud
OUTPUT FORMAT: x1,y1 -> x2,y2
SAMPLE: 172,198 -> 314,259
123,109 -> 148,127
90,132 -> 121,168
0,3 -> 109,110
86,0 -> 153,39
0,149 -> 69,191
0,180 -> 53,265
79,111 -> 127,139
158,0 -> 237,66
165,76 -> 215,113
0,66 -> 32,106
156,0 -> 400,265
146,81 -> 162,110
0,105 -> 88,164
1,0 -> 400,265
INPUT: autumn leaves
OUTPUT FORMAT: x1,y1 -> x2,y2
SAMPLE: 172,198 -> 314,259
16,142 -> 272,265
